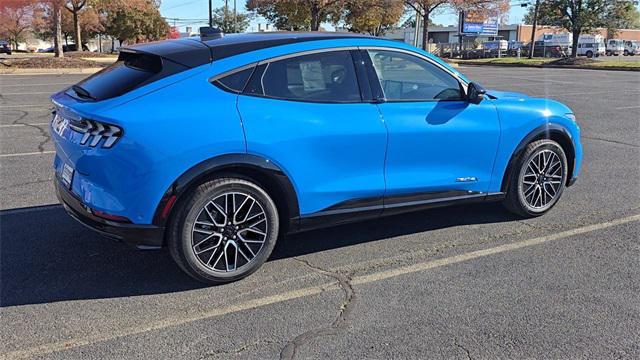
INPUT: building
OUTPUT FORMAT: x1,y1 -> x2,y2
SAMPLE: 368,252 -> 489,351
384,24 -> 640,48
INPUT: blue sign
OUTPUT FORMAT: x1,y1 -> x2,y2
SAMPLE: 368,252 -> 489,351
460,11 -> 499,36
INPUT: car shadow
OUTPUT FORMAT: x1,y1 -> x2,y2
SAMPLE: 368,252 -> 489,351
0,202 -> 519,307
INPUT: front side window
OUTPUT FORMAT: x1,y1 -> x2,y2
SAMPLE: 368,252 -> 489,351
244,50 -> 361,103
367,50 -> 463,102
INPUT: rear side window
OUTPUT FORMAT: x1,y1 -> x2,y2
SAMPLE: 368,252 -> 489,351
212,67 -> 255,93
71,51 -> 186,101
244,50 -> 361,103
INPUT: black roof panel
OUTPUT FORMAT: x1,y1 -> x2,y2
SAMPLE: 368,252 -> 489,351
202,32 -> 379,60
123,32 -> 381,68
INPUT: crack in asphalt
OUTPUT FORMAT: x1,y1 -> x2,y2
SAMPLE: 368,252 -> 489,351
8,109 -> 28,124
199,339 -> 281,359
454,338 -> 473,360
279,258 -> 356,360
583,136 -> 639,148
21,123 -> 51,152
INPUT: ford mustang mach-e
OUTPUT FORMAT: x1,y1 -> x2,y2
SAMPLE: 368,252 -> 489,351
50,31 -> 582,284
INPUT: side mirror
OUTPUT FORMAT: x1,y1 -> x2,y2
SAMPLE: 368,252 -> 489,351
467,82 -> 487,104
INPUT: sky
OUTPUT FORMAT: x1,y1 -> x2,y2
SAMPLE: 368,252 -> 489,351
159,0 -> 530,33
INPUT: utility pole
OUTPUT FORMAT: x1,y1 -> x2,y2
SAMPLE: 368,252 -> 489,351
208,0 -> 213,27
528,0 -> 540,59
233,0 -> 237,33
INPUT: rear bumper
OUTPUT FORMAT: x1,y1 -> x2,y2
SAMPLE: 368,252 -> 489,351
55,179 -> 165,248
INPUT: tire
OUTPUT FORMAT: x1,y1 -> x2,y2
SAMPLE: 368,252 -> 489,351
168,177 -> 280,284
586,51 -> 593,58
503,140 -> 568,218
624,50 -> 629,56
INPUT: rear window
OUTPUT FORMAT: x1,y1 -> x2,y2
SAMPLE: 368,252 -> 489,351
71,51 -> 185,101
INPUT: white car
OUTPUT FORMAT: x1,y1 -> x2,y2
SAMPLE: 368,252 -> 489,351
624,40 -> 639,56
606,39 -> 625,56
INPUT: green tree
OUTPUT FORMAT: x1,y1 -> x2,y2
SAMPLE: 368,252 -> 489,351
606,1 -> 640,37
211,6 -> 252,33
246,0 -> 344,31
99,0 -> 168,45
523,0 -> 638,57
344,0 -> 404,36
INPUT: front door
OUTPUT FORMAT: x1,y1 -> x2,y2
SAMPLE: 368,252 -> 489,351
364,49 -> 501,204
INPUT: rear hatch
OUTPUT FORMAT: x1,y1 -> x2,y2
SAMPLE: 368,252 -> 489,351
67,38 -> 212,102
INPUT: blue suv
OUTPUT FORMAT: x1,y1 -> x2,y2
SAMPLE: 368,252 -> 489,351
50,31 -> 582,283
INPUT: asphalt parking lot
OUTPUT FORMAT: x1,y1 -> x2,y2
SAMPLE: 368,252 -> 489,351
1,67 -> 639,359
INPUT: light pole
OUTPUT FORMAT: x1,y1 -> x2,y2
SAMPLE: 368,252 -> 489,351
208,0 -> 213,27
528,0 -> 540,59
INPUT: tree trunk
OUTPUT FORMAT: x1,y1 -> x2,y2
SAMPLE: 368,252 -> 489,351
72,10 -> 82,51
54,3 -> 64,58
571,28 -> 580,58
422,10 -> 430,51
310,3 -> 320,31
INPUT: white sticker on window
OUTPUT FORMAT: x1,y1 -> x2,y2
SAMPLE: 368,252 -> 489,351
299,61 -> 325,92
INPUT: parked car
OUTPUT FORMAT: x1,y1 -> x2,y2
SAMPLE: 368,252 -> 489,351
482,40 -> 508,58
506,41 -> 525,57
0,40 -> 11,55
577,42 -> 605,58
577,35 -> 605,58
40,43 -> 92,53
50,32 -> 582,284
624,40 -> 639,56
524,41 -> 567,58
606,39 -> 625,56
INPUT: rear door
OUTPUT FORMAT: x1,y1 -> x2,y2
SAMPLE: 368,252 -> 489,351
363,48 -> 501,204
236,49 -> 387,216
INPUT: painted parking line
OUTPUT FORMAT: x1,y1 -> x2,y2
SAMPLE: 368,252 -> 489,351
0,104 -> 50,109
0,92 -> 55,95
5,213 -> 639,360
0,151 -> 55,158
0,123 -> 49,128
0,83 -> 72,88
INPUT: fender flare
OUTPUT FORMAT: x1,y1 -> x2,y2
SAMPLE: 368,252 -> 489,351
500,123 -> 576,192
152,153 -> 300,227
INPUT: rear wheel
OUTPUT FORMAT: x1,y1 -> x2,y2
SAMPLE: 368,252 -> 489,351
503,140 -> 568,217
586,51 -> 593,58
168,177 -> 279,284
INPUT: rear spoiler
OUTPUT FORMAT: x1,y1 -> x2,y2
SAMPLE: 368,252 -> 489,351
121,38 -> 213,69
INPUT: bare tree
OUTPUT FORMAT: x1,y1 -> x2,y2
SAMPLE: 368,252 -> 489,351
53,1 -> 64,57
65,0 -> 86,51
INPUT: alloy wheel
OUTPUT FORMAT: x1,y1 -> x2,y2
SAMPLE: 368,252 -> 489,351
191,192 -> 268,273
521,149 -> 564,210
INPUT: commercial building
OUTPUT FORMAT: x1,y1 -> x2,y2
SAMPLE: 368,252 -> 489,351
384,24 -> 640,48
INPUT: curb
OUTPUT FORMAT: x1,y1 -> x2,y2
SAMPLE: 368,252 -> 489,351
0,67 -> 103,75
448,61 -> 639,72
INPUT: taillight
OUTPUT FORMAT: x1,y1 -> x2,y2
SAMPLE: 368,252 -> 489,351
68,118 -> 123,148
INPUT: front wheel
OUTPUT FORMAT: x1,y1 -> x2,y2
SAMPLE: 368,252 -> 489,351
503,140 -> 568,217
168,177 -> 280,284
